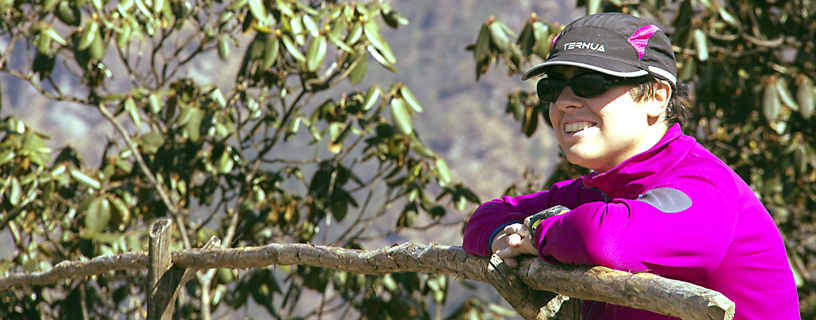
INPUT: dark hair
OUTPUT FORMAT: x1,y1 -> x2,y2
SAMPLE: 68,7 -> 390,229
629,75 -> 690,128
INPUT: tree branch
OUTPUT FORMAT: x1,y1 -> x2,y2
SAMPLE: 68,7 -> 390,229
97,104 -> 192,249
0,243 -> 734,320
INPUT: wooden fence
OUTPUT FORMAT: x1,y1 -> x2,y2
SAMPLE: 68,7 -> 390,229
0,218 -> 735,320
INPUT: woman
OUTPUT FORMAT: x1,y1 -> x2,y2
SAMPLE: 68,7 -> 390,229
462,12 -> 799,319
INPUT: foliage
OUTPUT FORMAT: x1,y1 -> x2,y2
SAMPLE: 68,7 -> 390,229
472,0 -> 816,317
0,0 -> 487,319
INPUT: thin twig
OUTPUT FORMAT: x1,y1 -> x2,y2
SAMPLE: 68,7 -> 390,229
97,103 -> 191,249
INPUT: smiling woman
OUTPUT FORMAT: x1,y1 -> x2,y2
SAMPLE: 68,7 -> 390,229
463,12 -> 800,320
544,66 -> 668,172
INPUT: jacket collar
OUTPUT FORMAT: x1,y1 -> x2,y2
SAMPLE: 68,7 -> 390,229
582,124 -> 690,199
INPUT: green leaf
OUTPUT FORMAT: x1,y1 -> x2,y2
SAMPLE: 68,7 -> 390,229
276,0 -> 293,16
262,36 -> 279,70
281,34 -> 306,61
517,22 -> 535,57
70,167 -> 102,190
108,195 -> 131,230
327,122 -> 345,153
693,29 -> 708,62
185,108 -> 204,142
308,123 -> 323,142
247,0 -> 267,23
775,78 -> 799,112
37,28 -> 53,55
763,78 -> 780,123
22,132 -> 51,154
390,97 -> 412,135
148,92 -> 162,114
399,86 -> 422,113
305,35 -> 327,72
367,45 -> 396,72
474,23 -> 491,62
302,14 -> 319,37
124,96 -> 142,128
85,197 -> 112,233
217,148 -> 234,174
361,87 -> 382,113
488,21 -> 508,53
522,105 -> 539,137
679,56 -> 696,82
349,54 -> 368,85
284,116 -> 302,141
218,36 -> 230,61
532,21 -> 551,58
140,131 -> 165,154
8,176 -> 22,206
506,91 -> 524,120
796,76 -> 814,120
290,14 -> 305,45
152,0 -> 163,15
434,157 -> 452,187
346,22 -> 363,45
363,20 -> 396,64
43,0 -> 59,11
0,150 -> 14,166
718,7 -> 740,28
78,20 -> 99,51
327,31 -> 354,53
56,2 -> 81,26
410,138 -> 435,158
88,32 -> 106,62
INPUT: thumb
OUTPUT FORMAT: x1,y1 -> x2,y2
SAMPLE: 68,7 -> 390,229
507,233 -> 522,247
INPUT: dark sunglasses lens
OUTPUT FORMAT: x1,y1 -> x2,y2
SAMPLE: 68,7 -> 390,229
537,79 -> 565,102
572,74 -> 608,98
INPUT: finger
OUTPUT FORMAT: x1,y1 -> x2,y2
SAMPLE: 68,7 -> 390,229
503,223 -> 524,234
505,257 -> 518,268
507,233 -> 522,247
496,246 -> 518,259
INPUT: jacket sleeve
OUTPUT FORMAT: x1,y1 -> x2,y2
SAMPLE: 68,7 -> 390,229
462,179 -> 591,257
532,166 -> 739,280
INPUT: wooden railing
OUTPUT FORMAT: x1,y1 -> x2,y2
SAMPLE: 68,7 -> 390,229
0,218 -> 735,320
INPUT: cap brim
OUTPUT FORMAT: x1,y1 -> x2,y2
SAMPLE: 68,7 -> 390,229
522,57 -> 648,81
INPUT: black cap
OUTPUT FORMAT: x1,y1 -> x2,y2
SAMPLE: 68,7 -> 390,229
523,13 -> 677,85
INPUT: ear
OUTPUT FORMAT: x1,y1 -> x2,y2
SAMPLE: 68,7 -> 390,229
645,80 -> 671,118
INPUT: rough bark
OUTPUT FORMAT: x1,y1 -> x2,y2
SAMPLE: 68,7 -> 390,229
0,242 -> 734,320
518,259 -> 736,320
486,254 -> 562,319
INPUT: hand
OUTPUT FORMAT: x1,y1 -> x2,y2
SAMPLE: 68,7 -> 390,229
492,223 -> 537,268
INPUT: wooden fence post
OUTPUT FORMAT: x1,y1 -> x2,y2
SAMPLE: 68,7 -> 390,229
147,218 -> 183,320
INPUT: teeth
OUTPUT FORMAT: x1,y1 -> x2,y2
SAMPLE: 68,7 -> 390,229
565,122 -> 594,134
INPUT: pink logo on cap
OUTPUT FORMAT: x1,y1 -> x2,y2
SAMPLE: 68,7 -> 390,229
627,25 -> 660,60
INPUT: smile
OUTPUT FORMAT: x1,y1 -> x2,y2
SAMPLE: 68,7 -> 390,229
564,121 -> 597,134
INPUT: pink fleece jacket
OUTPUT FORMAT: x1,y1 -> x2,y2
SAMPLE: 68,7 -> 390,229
462,124 -> 800,319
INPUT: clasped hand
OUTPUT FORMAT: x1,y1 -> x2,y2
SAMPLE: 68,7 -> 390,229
491,222 -> 537,268
492,207 -> 569,268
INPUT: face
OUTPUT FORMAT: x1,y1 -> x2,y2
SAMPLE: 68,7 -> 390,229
546,67 -> 669,172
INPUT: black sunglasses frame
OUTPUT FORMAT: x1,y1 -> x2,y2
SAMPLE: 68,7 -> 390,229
536,73 -> 649,103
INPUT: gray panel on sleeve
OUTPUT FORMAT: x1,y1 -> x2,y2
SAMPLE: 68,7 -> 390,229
636,188 -> 692,213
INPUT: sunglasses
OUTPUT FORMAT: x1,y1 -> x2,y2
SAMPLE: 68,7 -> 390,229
536,73 -> 648,102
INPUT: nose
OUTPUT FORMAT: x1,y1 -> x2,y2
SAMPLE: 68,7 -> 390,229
553,86 -> 582,112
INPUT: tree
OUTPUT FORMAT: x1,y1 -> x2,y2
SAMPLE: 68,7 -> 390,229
471,0 -> 815,317
0,0 -> 483,318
